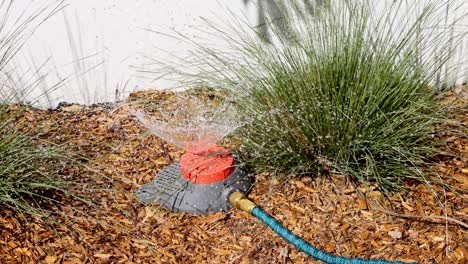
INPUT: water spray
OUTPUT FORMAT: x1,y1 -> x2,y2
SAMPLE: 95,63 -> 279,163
130,94 -> 416,264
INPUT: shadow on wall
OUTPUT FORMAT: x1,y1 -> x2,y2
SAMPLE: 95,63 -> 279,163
244,0 -> 333,43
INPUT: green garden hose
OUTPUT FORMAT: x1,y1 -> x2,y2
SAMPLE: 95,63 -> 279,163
229,192 -> 417,264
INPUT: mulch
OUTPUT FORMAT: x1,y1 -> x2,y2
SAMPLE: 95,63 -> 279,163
0,88 -> 466,264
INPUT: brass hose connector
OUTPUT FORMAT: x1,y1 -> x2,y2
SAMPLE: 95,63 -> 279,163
229,192 -> 257,214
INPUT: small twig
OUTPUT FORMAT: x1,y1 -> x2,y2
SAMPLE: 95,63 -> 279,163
370,202 -> 468,229
159,140 -> 173,164
137,208 -> 155,227
438,173 -> 450,257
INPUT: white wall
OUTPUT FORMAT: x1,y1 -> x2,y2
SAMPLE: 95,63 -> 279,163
6,0 -> 468,107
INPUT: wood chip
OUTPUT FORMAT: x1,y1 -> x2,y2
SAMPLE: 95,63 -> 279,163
388,230 -> 402,240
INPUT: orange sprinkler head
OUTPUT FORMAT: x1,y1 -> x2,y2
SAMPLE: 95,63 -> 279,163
180,146 -> 235,184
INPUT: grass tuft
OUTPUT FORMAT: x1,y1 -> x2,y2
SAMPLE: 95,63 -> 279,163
0,113 -> 72,214
0,0 -> 83,215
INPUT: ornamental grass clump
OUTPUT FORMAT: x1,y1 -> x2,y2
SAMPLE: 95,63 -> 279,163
0,117 -> 74,214
0,0 -> 79,215
148,0 -> 466,193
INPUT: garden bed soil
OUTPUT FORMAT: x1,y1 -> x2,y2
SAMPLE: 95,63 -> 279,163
0,88 -> 466,263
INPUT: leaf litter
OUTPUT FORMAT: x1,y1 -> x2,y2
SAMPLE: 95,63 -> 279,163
0,88 -> 466,263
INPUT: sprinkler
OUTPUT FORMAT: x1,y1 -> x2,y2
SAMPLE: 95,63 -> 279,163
131,95 -> 416,264
132,94 -> 251,214
136,146 -> 253,214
